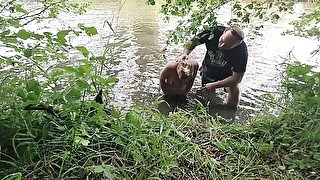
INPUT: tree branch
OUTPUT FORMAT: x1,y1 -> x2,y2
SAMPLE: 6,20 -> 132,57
0,0 -> 16,13
17,1 -> 59,20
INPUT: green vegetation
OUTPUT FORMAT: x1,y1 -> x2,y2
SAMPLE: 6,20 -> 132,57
1,0 -> 319,179
148,0 -> 296,44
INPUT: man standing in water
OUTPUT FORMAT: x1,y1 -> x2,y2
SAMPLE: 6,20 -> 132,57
179,25 -> 248,108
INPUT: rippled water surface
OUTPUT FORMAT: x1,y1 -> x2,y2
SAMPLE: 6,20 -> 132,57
66,1 -> 319,120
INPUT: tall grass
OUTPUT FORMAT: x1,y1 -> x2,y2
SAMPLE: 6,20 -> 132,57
1,61 -> 319,179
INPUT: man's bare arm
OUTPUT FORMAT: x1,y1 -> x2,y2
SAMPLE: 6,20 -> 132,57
183,37 -> 201,55
177,37 -> 202,61
205,72 -> 244,91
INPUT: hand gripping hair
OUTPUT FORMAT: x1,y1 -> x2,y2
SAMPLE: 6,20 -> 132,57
176,59 -> 194,80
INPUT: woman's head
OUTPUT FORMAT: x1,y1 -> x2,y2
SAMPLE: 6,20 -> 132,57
176,60 -> 193,80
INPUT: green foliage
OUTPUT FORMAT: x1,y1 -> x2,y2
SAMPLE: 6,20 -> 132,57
287,9 -> 320,39
231,1 -> 293,24
148,0 -> 295,45
160,0 -> 228,44
0,0 -> 118,178
0,0 -> 117,105
2,172 -> 22,180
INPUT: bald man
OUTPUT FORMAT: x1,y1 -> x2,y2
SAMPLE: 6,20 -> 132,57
179,26 -> 248,107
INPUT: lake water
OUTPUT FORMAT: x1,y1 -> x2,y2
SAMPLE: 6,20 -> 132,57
34,1 -> 320,120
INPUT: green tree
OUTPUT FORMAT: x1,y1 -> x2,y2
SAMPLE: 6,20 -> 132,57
147,0 -> 318,47
0,1 -> 118,178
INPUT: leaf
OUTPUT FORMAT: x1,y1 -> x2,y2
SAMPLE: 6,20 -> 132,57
259,13 -> 263,20
74,136 -> 90,146
56,30 -> 71,44
15,5 -> 28,14
76,80 -> 90,90
91,56 -> 106,62
147,0 -> 156,5
287,2 -> 295,9
105,21 -> 115,33
43,32 -> 53,39
134,153 -> 144,163
105,76 -> 119,86
89,165 -> 105,173
2,37 -> 18,44
2,172 -> 22,180
62,151 -> 70,160
84,27 -> 98,36
77,67 -> 86,77
1,30 -> 10,36
233,3 -> 242,10
65,88 -> 81,102
26,79 -> 41,95
22,100 -> 39,107
313,153 -> 320,161
23,49 -> 32,58
34,56 -> 46,61
125,111 -> 136,122
16,88 -> 26,99
115,137 -> 123,145
94,75 -> 118,87
76,46 -> 90,57
272,14 -> 280,22
259,142 -> 274,152
111,107 -> 120,118
64,66 -> 78,74
17,29 -> 30,40
31,33 -> 44,40
87,165 -> 113,179
246,3 -> 253,10
7,19 -> 21,28
64,66 -> 84,77
82,62 -> 93,71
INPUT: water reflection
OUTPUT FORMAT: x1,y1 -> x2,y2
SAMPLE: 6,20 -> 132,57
97,0 -> 164,110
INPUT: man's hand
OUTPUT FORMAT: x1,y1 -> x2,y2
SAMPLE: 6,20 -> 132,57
175,54 -> 188,62
204,83 -> 216,92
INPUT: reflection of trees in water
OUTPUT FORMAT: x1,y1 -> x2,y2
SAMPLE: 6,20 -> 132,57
117,0 -> 163,105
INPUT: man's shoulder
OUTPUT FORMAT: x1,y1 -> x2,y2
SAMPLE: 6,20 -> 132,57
196,25 -> 224,43
236,41 -> 248,56
201,25 -> 225,33
213,25 -> 225,32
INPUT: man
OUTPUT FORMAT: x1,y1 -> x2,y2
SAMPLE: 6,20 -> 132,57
160,57 -> 199,96
179,25 -> 248,107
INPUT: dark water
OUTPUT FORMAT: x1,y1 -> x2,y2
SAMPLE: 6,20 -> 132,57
27,1 -> 320,121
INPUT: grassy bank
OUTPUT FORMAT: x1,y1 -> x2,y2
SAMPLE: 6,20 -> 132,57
1,62 -> 319,179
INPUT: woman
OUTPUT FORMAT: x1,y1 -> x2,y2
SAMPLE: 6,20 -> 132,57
159,57 -> 199,96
